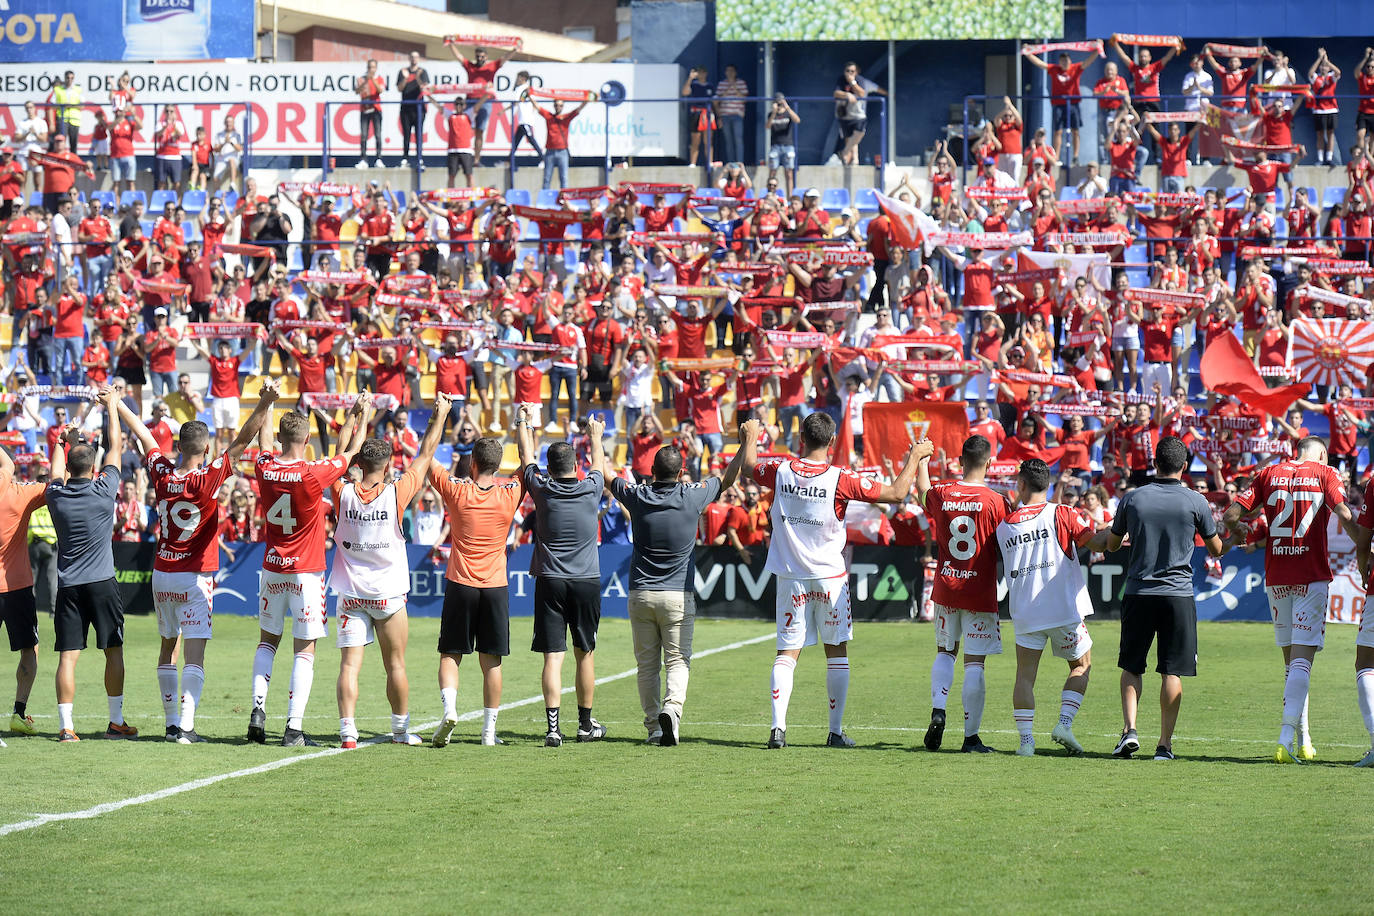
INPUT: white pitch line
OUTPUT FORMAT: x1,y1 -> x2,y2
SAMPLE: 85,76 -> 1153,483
0,633 -> 773,838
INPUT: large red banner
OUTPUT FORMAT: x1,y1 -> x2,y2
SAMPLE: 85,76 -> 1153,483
1288,318 -> 1374,389
861,401 -> 971,471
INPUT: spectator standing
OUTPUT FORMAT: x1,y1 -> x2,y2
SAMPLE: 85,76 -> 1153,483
14,100 -> 48,193
37,133 -> 92,215
47,70 -> 82,151
108,109 -> 140,198
449,42 -> 514,166
396,51 -> 430,169
354,59 -> 384,169
213,114 -> 242,188
681,67 -> 715,167
715,64 -> 749,166
47,388 -> 136,742
507,71 -> 544,174
0,447 -> 45,740
1023,43 -> 1102,167
1308,49 -> 1342,166
152,106 -> 184,191
514,404 -> 608,747
1105,436 -> 1224,760
833,61 -> 886,166
766,94 -> 801,197
534,96 -> 588,191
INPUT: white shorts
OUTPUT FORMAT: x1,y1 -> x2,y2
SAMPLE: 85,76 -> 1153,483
259,571 -> 328,641
1358,603 -> 1374,649
933,603 -> 1003,656
214,156 -> 240,178
336,594 -> 406,648
1015,621 -> 1092,660
776,575 -> 853,651
1268,583 -> 1327,650
211,396 -> 239,430
89,138 -> 109,156
153,570 -> 214,640
519,402 -> 543,427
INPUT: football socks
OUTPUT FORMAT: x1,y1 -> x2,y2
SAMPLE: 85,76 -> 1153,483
962,661 -> 986,737
770,655 -> 796,731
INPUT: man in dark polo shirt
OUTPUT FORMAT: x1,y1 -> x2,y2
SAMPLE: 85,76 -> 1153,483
1106,436 -> 1225,760
47,386 -> 136,742
606,418 -> 761,746
516,403 -> 606,748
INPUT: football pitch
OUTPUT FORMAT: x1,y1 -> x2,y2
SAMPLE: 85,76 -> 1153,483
3,614 -> 1371,914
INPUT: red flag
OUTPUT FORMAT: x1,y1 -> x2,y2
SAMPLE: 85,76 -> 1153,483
861,401 -> 970,471
875,191 -> 938,251
1200,333 -> 1307,418
830,398 -> 855,468
1288,317 -> 1374,389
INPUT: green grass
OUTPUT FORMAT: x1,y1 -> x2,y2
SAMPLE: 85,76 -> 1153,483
3,614 -> 1372,914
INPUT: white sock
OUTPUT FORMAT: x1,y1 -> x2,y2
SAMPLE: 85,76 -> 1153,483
252,642 -> 276,710
930,651 -> 955,711
157,664 -> 179,727
1284,662 -> 1312,745
391,713 -> 409,735
340,716 -> 357,740
1280,657 -> 1312,748
1059,690 -> 1084,728
1014,708 -> 1034,747
770,655 -> 796,730
826,657 -> 849,734
482,708 -> 498,735
108,694 -> 124,726
1357,669 -> 1374,741
440,686 -> 458,719
58,702 -> 73,732
286,653 -> 314,731
179,664 -> 204,732
962,661 -> 985,737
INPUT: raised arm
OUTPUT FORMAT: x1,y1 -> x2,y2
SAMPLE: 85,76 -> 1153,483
877,438 -> 934,503
114,397 -> 160,456
413,392 -> 454,469
335,392 -> 374,463
226,377 -> 281,463
721,419 -> 761,492
100,386 -> 122,472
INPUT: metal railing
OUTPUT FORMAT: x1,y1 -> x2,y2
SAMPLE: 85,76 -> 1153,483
319,95 -> 887,184
27,101 -> 253,195
959,91 -> 1366,190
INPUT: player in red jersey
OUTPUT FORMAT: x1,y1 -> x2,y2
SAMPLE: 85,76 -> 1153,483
1349,475 -> 1374,767
1224,437 -> 1356,764
248,393 -> 373,747
915,434 -> 1010,753
115,380 -> 280,743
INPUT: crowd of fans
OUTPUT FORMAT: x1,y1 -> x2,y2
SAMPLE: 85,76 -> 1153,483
4,38 -> 1374,593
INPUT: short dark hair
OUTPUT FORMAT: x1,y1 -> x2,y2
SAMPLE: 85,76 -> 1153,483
652,445 -> 683,481
472,438 -> 502,475
1295,435 -> 1328,459
799,412 -> 835,451
1154,436 -> 1189,475
356,437 -> 392,474
67,444 -> 96,477
961,434 -> 992,470
179,420 -> 210,456
546,441 -> 576,478
1018,458 -> 1054,493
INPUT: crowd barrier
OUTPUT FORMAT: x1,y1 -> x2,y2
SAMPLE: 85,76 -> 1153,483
109,541 -> 1315,625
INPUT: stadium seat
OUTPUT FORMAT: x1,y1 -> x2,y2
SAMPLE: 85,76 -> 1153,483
287,247 -> 304,273
504,188 -> 531,207
854,188 -> 879,211
564,248 -> 579,270
566,222 -> 582,240
27,191 -> 42,207
1273,187 -> 1285,208
1058,186 -> 1081,201
221,190 -> 239,212
632,217 -> 646,232
139,219 -> 155,237
857,217 -> 871,236
521,222 -> 541,240
88,190 -> 116,210
120,190 -> 147,211
433,444 -> 453,468
181,189 -> 207,214
182,220 -> 201,241
150,189 -> 178,211
390,191 -> 407,212
822,188 -> 850,211
1301,186 -> 1317,205
536,189 -> 562,208
1322,186 -> 1347,209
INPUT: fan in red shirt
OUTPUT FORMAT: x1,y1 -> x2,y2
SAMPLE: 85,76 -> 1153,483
36,134 -> 93,207
915,433 -> 1011,753
449,41 -> 513,162
1022,43 -> 1101,164
1224,439 -> 1354,762
1356,53 -> 1374,149
532,96 -> 589,188
630,189 -> 683,232
359,194 -> 397,279
248,395 -> 372,746
1227,149 -> 1298,201
1205,47 -> 1260,109
115,380 -> 280,743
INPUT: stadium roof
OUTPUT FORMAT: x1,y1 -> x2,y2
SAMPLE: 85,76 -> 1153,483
268,0 -> 609,63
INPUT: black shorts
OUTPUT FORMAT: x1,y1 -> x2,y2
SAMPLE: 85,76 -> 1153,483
839,117 -> 867,138
1119,593 -> 1197,677
447,151 -> 474,178
532,577 -> 600,653
438,582 -> 510,657
1359,113 -> 1374,136
54,578 -> 124,652
154,157 -> 182,186
1053,102 -> 1082,131
116,363 -> 146,386
0,586 -> 39,651
1314,111 -> 1337,132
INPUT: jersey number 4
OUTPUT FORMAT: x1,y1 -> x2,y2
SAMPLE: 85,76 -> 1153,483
266,494 -> 298,535
1268,490 -> 1321,539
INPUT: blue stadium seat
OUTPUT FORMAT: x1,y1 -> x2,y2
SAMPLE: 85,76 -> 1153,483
564,248 -> 579,270
181,190 -> 207,214
857,218 -> 872,236
1272,186 -> 1285,208
88,190 -> 116,210
536,189 -> 562,208
565,222 -> 582,239
26,191 -> 42,207
182,220 -> 201,242
150,189 -> 178,212
221,190 -> 239,212
853,188 -> 879,211
521,221 -> 541,240
433,444 -> 453,468
505,188 -> 531,207
633,217 -> 646,232
821,188 -> 850,211
1322,186 -> 1347,209
120,190 -> 146,211
1274,217 -> 1288,239
139,219 -> 155,236
1058,186 -> 1081,201
390,191 -> 407,212
1300,186 -> 1317,206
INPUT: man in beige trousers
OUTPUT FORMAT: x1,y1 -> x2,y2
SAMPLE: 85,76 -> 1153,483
596,417 -> 760,745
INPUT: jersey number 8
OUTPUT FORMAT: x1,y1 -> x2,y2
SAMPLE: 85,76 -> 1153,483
948,515 -> 977,561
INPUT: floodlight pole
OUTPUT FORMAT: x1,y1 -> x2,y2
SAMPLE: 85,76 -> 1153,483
887,40 -> 896,169
763,40 -> 774,169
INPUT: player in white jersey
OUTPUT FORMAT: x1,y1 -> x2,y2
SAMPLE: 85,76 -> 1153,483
996,459 -> 1111,757
744,411 -> 929,749
113,380 -> 279,743
1349,472 -> 1374,767
330,394 -> 452,748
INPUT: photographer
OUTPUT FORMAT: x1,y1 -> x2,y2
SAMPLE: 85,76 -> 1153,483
681,66 -> 715,167
767,94 -> 801,197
